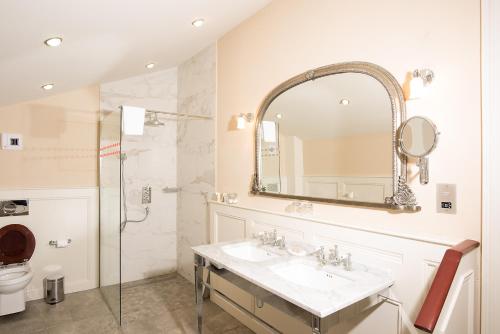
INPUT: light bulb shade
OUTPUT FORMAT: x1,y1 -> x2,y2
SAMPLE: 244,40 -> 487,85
236,116 -> 246,129
122,105 -> 145,135
408,76 -> 425,100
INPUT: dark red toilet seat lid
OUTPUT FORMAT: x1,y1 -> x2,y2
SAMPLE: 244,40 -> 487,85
0,224 -> 35,265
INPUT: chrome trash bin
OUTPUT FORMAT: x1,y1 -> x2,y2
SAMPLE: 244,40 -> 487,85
43,274 -> 65,304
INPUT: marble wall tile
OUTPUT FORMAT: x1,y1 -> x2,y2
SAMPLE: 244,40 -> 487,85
99,45 -> 216,285
100,68 -> 178,283
177,45 -> 217,282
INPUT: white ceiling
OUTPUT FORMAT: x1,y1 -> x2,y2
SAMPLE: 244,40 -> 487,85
264,73 -> 393,139
0,0 -> 271,107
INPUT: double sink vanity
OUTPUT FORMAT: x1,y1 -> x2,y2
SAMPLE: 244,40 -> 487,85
193,231 -> 394,334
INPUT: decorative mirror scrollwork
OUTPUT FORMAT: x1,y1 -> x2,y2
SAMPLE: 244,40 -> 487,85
252,62 -> 421,211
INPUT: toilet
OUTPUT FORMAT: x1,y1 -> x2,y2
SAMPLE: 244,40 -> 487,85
0,224 -> 35,316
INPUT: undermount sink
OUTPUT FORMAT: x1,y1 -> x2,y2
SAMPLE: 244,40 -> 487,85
270,260 -> 353,291
221,242 -> 280,262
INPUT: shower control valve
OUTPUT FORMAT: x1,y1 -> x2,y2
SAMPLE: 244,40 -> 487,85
142,186 -> 152,204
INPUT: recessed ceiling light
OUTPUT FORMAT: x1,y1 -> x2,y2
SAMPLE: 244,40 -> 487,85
145,63 -> 156,69
192,18 -> 205,28
276,113 -> 283,119
44,37 -> 63,47
339,98 -> 350,105
41,84 -> 54,90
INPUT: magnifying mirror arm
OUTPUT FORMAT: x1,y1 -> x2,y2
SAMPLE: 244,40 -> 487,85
417,157 -> 429,185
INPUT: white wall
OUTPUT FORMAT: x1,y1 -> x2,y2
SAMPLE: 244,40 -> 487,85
0,188 -> 99,301
481,0 -> 500,332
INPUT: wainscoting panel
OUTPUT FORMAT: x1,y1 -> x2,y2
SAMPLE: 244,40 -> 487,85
0,188 -> 99,300
212,213 -> 247,243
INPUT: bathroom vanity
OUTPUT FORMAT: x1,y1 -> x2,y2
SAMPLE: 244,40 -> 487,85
192,239 -> 394,334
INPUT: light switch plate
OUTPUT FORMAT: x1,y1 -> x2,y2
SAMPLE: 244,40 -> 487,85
436,184 -> 456,214
1,133 -> 23,150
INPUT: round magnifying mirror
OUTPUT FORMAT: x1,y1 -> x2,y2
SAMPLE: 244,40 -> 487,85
399,116 -> 439,185
400,116 -> 438,157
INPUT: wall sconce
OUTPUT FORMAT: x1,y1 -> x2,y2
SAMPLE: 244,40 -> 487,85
408,69 -> 435,100
236,113 -> 254,130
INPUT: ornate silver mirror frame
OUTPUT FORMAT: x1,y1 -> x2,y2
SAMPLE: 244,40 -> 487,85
251,61 -> 420,211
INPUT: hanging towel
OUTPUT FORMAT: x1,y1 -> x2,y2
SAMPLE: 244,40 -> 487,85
121,105 -> 145,135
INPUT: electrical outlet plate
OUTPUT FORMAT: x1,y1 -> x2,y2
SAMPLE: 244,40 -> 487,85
436,184 -> 456,214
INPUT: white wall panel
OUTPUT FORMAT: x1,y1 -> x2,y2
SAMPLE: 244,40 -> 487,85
0,188 -> 99,300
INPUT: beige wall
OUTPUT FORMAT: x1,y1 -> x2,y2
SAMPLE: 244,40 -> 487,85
217,0 -> 481,241
303,133 -> 392,177
0,86 -> 99,189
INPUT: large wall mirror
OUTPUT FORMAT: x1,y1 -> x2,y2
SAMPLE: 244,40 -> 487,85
252,62 -> 420,211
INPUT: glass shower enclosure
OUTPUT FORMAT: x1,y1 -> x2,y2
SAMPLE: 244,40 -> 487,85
99,110 -> 122,323
98,47 -> 216,326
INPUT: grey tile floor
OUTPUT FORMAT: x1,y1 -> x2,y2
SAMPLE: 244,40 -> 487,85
0,273 -> 253,334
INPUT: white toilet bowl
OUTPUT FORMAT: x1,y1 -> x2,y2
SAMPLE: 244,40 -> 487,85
0,224 -> 36,316
0,265 -> 33,315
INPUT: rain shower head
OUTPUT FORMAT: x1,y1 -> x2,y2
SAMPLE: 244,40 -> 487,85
144,112 -> 165,127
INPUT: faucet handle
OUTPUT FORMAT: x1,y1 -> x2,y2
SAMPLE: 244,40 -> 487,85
343,253 -> 352,271
317,246 -> 328,265
278,235 -> 286,249
328,245 -> 339,260
316,246 -> 325,259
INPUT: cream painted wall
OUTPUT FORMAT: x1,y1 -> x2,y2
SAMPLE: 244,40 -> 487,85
0,86 -> 99,189
217,0 -> 481,241
303,133 -> 392,177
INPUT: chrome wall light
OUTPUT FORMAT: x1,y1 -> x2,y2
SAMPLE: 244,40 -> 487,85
236,113 -> 254,130
408,68 -> 435,100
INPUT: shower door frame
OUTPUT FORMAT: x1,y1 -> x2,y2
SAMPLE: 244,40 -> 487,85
98,109 -> 123,325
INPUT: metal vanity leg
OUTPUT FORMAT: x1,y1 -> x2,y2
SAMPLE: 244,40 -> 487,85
194,254 -> 205,334
312,315 -> 324,334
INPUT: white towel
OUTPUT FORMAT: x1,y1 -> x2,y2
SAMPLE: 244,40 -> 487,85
121,105 -> 145,135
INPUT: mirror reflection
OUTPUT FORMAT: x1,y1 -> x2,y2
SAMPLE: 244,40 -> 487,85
259,72 -> 394,204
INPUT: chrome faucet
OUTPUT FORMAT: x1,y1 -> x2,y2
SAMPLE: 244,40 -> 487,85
330,252 -> 352,271
315,246 -> 328,265
269,229 -> 278,245
328,245 -> 339,262
342,253 -> 352,271
253,229 -> 286,248
316,245 -> 352,271
275,235 -> 286,249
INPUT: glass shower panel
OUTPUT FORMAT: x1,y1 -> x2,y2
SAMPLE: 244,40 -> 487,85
99,110 -> 122,324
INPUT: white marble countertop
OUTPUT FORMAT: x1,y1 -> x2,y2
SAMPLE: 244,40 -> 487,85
192,240 -> 394,318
